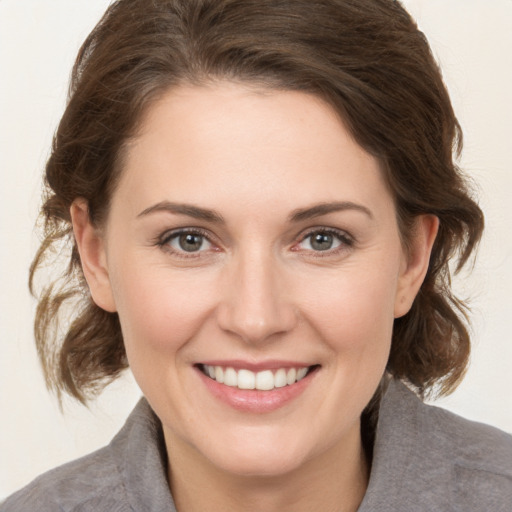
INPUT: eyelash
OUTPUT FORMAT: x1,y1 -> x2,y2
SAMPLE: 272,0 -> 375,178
293,228 -> 354,257
155,227 -> 216,259
154,227 -> 354,258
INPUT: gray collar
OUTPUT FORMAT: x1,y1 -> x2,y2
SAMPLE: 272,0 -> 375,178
109,399 -> 176,511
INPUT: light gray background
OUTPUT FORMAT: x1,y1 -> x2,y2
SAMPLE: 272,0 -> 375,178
1,0 -> 511,498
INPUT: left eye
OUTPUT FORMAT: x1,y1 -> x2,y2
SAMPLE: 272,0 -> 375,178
297,230 -> 348,252
167,232 -> 212,253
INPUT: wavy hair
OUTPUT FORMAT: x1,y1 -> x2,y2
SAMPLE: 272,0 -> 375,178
30,0 -> 483,403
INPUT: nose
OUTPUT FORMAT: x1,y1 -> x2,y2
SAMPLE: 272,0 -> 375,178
216,248 -> 298,345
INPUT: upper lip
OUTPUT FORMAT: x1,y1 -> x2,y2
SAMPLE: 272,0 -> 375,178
197,360 -> 316,372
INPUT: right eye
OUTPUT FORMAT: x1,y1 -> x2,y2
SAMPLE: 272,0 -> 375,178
292,227 -> 354,255
158,229 -> 214,255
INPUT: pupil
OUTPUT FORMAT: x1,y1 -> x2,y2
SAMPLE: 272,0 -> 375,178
179,233 -> 203,252
311,233 -> 333,251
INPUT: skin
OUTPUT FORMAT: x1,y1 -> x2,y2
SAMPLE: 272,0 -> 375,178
71,82 -> 438,512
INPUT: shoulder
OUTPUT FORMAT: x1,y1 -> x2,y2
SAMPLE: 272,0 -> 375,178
363,379 -> 512,511
0,398 -> 174,512
420,394 -> 512,473
0,445 -> 129,512
418,393 -> 512,509
385,379 -> 512,469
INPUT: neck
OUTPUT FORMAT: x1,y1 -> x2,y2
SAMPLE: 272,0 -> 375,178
165,422 -> 369,512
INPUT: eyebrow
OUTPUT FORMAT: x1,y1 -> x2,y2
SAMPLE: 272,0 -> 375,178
289,201 -> 373,222
137,201 -> 225,223
137,200 -> 373,224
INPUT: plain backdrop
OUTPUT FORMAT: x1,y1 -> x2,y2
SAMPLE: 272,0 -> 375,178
1,0 -> 511,499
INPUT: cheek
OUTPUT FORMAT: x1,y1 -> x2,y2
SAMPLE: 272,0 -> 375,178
299,265 -> 399,416
300,263 -> 399,351
110,263 -> 217,356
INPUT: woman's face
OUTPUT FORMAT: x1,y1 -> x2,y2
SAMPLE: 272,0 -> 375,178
76,82 -> 434,478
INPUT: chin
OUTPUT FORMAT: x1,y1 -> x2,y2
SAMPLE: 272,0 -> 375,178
211,451 -> 308,479
199,428 -> 314,478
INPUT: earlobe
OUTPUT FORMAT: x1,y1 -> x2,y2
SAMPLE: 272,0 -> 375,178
394,215 -> 439,318
70,200 -> 117,313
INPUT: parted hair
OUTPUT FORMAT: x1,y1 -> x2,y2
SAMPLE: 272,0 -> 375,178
30,0 -> 484,404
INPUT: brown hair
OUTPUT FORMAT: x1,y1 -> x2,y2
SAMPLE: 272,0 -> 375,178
30,0 -> 483,404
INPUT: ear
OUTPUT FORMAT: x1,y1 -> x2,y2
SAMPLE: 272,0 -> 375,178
394,215 -> 439,318
70,199 -> 117,313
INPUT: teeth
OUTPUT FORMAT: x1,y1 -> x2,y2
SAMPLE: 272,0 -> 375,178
286,368 -> 297,385
238,369 -> 255,390
224,367 -> 237,387
202,365 -> 311,391
274,368 -> 287,388
255,370 -> 274,391
296,367 -> 308,380
214,366 -> 224,384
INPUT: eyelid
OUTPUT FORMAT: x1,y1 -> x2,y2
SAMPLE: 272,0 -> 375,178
155,227 -> 219,256
158,226 -> 208,242
153,225 -> 354,258
291,226 -> 355,253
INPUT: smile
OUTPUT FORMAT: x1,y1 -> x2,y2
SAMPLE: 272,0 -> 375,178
199,364 -> 313,391
196,363 -> 320,413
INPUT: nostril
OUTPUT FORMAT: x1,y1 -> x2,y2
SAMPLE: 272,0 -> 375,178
215,292 -> 299,345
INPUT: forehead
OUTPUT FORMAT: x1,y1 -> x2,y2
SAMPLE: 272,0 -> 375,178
115,82 -> 391,218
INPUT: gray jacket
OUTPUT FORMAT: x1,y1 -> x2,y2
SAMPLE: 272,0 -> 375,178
2,380 -> 511,511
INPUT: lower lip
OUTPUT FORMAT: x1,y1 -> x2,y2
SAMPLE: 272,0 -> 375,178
196,367 -> 317,413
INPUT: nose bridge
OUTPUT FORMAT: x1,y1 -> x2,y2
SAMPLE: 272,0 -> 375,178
217,243 -> 296,344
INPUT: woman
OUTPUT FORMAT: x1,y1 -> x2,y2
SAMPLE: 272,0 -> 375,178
2,0 -> 511,510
